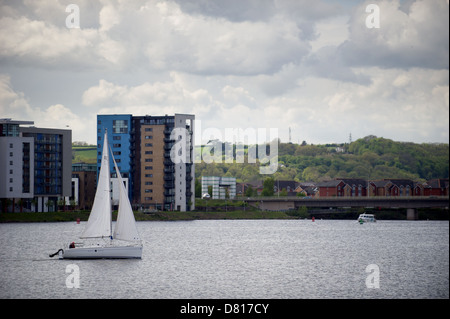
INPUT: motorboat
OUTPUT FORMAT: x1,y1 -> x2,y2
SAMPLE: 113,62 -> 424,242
358,213 -> 376,224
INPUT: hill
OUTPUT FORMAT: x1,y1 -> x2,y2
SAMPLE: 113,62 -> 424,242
72,145 -> 97,164
71,136 -> 449,183
194,136 -> 449,183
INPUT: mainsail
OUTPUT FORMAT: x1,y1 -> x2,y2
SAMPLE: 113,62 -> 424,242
112,154 -> 140,241
80,131 -> 112,238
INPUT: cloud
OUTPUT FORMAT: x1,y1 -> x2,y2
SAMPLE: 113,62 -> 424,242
0,73 -> 92,142
340,0 -> 449,69
0,0 -> 315,76
0,0 -> 448,145
82,73 -> 220,118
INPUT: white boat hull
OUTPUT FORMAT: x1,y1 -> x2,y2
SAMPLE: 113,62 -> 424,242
358,213 -> 376,223
60,245 -> 142,259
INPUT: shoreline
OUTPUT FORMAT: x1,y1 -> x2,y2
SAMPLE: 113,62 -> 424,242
0,208 -> 448,223
0,210 -> 294,223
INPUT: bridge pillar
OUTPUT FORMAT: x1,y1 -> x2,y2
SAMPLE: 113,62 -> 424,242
407,208 -> 418,220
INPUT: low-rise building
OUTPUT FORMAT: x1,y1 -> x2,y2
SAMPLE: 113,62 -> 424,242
201,176 -> 236,199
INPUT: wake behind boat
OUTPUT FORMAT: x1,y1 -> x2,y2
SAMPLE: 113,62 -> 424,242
50,130 -> 142,259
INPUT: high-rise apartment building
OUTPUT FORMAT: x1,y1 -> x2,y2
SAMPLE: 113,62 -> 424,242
97,114 -> 195,212
0,118 -> 72,212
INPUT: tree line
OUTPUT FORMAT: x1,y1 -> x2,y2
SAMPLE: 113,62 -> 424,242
195,135 -> 449,184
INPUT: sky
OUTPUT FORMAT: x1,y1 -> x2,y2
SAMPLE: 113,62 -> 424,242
0,0 -> 448,145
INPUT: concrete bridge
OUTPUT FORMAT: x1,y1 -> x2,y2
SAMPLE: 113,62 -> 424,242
244,196 -> 449,220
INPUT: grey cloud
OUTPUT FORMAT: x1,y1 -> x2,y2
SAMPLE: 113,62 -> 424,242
173,0 -> 276,22
339,0 -> 449,70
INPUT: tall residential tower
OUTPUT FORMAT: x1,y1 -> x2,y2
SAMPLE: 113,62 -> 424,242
0,118 -> 72,212
97,114 -> 195,212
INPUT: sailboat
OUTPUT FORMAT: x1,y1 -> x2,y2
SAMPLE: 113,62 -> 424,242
50,130 -> 142,259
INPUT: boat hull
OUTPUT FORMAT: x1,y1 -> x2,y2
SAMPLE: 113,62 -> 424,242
357,213 -> 376,223
60,245 -> 142,259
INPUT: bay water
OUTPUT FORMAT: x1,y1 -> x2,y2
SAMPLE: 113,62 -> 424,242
0,219 -> 448,299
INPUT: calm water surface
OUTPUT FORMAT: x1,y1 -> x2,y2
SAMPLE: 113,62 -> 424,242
0,220 -> 448,299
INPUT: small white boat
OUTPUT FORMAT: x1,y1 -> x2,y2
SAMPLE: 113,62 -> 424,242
358,213 -> 376,223
50,130 -> 142,259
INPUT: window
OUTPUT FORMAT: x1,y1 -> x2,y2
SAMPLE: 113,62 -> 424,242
145,158 -> 153,162
145,189 -> 153,193
145,128 -> 153,132
145,166 -> 153,170
145,136 -> 153,139
145,143 -> 153,147
145,174 -> 153,178
113,136 -> 121,140
113,120 -> 128,134
145,151 -> 153,155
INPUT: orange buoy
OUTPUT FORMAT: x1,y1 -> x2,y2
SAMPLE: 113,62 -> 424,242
76,218 -> 80,224
312,216 -> 315,222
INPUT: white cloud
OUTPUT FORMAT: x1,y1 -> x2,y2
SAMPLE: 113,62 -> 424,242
341,0 -> 449,69
0,0 -> 448,145
0,74 -> 93,142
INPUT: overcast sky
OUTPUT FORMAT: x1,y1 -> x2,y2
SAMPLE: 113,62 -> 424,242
0,0 -> 448,145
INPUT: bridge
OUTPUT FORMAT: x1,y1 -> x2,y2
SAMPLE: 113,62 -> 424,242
243,196 -> 449,220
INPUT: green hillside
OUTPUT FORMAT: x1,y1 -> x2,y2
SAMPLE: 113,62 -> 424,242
71,136 -> 449,183
72,145 -> 97,164
195,136 -> 449,183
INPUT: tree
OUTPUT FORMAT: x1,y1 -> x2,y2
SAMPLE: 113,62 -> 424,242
262,178 -> 275,196
245,185 -> 255,197
195,179 -> 202,198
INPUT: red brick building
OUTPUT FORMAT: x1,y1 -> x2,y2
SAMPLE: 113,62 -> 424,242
423,179 -> 449,196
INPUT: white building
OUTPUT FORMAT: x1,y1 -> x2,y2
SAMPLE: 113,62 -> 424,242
201,176 -> 236,199
0,120 -> 35,202
0,118 -> 72,212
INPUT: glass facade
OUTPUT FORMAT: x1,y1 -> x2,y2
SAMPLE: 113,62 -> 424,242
24,133 -> 63,195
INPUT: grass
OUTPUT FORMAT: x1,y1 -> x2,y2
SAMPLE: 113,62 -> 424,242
0,210 -> 293,223
72,146 -> 97,164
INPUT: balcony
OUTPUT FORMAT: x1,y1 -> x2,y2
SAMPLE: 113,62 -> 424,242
164,159 -> 174,166
164,183 -> 175,189
164,175 -> 174,181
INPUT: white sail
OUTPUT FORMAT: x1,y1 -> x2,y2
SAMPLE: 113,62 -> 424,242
112,154 -> 140,241
80,131 -> 112,239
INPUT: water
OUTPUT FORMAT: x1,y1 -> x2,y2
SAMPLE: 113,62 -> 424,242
0,220 -> 448,299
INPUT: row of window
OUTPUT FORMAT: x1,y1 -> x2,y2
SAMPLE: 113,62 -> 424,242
98,135 -> 153,141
